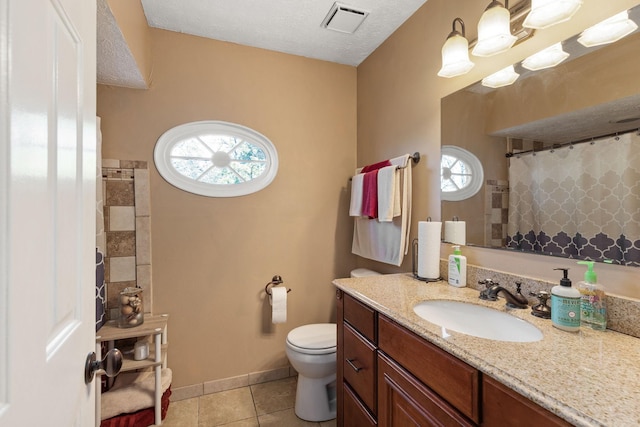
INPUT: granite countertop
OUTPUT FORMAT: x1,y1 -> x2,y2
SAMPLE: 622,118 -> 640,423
333,273 -> 640,427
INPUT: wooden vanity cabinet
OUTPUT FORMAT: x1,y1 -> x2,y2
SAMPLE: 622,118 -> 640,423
337,290 -> 378,426
482,376 -> 573,427
378,315 -> 480,424
378,352 -> 475,427
337,290 -> 571,427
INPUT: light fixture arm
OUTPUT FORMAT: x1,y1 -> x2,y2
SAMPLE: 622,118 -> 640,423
451,17 -> 466,37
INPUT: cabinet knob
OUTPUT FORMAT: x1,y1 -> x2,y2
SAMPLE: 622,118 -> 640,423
336,289 -> 343,300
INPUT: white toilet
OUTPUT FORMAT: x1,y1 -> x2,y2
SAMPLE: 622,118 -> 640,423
286,323 -> 337,421
285,269 -> 379,422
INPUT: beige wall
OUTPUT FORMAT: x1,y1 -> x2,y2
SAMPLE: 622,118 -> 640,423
97,29 -> 357,387
356,0 -> 640,298
107,0 -> 152,85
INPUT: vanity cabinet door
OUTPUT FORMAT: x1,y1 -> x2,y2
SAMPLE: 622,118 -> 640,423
482,376 -> 573,427
378,315 -> 480,423
378,353 -> 475,427
344,383 -> 377,427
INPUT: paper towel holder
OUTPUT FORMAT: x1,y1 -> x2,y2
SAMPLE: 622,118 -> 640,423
411,238 -> 442,283
265,275 -> 292,295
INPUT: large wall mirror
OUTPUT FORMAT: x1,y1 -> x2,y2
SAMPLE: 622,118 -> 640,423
441,5 -> 640,268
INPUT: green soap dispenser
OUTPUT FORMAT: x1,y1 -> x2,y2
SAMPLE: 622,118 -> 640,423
577,261 -> 607,331
550,268 -> 581,332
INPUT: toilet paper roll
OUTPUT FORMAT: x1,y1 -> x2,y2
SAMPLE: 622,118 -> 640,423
270,286 -> 287,324
417,221 -> 442,279
444,221 -> 466,245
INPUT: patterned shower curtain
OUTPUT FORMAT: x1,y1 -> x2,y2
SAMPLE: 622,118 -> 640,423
506,131 -> 640,266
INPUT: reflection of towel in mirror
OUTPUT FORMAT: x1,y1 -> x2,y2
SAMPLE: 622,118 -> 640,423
352,154 -> 412,266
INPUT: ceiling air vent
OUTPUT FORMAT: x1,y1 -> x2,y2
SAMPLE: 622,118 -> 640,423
321,2 -> 369,34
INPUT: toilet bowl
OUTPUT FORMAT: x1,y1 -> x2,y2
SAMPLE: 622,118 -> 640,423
285,323 -> 337,422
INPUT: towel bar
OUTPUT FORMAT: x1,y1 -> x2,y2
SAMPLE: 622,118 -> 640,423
348,152 -> 420,182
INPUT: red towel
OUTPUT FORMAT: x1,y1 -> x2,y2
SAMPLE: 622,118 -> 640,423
362,160 -> 392,173
361,160 -> 391,218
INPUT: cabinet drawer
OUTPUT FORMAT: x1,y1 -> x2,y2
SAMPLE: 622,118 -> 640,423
378,315 -> 479,424
344,383 -> 377,427
483,375 -> 572,427
344,293 -> 376,343
378,353 -> 474,427
343,323 -> 377,415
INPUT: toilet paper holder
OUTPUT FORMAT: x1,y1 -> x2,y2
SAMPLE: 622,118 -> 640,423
265,275 -> 292,295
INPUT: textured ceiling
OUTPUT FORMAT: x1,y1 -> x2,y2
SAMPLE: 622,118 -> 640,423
139,0 -> 428,66
96,0 -> 147,89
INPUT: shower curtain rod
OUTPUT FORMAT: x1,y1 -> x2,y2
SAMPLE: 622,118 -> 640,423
505,127 -> 639,158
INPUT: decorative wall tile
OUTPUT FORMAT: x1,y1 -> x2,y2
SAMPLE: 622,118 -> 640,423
102,159 -> 120,168
135,216 -> 151,265
121,160 -> 148,169
106,181 -> 135,205
134,168 -> 150,217
136,264 -> 152,313
110,256 -> 136,282
109,206 -> 136,231
106,231 -> 136,257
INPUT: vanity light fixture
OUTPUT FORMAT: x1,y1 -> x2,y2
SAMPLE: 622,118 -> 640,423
577,11 -> 638,47
521,42 -> 570,70
481,64 -> 520,88
472,0 -> 517,57
523,0 -> 582,29
437,18 -> 475,78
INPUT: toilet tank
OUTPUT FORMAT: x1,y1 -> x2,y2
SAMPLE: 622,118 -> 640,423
350,268 -> 381,278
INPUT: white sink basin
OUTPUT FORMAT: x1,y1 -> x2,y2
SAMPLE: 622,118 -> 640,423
413,300 -> 543,343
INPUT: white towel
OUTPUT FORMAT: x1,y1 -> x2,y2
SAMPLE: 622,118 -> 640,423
349,173 -> 364,216
377,165 -> 400,222
352,154 -> 412,266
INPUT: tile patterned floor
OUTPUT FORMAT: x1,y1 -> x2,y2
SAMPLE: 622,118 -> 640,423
162,377 -> 337,427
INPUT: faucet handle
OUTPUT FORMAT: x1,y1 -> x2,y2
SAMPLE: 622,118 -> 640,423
515,281 -> 523,294
478,279 -> 498,288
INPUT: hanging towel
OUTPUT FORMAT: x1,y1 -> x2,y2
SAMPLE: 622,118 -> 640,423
352,154 -> 412,266
349,173 -> 365,216
361,159 -> 391,219
377,165 -> 400,222
361,169 -> 380,218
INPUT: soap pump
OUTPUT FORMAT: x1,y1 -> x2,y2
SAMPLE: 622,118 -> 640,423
576,261 -> 607,330
550,268 -> 581,332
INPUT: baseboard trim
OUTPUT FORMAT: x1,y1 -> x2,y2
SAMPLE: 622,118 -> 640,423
171,366 -> 297,401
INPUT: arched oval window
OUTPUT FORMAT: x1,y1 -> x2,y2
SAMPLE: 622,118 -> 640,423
441,145 -> 484,201
154,121 -> 278,197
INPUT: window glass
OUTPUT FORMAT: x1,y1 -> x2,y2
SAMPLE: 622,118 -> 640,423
154,121 -> 278,197
441,145 -> 483,201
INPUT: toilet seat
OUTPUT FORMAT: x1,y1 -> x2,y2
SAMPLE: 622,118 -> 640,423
286,323 -> 336,355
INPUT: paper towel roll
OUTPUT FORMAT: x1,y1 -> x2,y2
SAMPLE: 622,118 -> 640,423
444,221 -> 466,245
270,286 -> 287,324
417,221 -> 441,279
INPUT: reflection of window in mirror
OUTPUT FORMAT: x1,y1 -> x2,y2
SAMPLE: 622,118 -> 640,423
441,145 -> 483,201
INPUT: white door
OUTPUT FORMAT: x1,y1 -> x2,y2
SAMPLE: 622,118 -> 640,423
0,0 -> 97,425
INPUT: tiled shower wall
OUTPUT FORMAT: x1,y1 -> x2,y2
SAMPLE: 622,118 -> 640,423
102,159 -> 152,318
484,179 -> 509,247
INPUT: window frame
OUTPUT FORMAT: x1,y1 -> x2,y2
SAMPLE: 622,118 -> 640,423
153,120 -> 278,197
440,145 -> 484,201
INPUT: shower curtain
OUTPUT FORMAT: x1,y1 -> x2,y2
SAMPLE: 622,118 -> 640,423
506,131 -> 640,266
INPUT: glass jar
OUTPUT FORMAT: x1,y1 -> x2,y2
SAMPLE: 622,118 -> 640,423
118,287 -> 144,328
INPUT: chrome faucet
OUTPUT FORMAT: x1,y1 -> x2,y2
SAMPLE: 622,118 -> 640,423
478,280 -> 529,309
